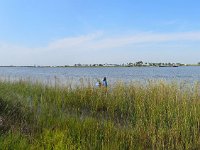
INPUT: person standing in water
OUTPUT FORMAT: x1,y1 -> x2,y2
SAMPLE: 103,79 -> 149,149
102,77 -> 108,95
102,77 -> 107,87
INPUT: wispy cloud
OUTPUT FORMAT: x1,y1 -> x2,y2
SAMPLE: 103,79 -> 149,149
47,32 -> 103,49
96,31 -> 200,49
1,31 -> 200,65
47,31 -> 200,50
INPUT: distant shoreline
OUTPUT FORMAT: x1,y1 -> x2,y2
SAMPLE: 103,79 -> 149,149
0,65 -> 199,68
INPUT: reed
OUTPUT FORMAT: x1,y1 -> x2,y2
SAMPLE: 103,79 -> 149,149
0,80 -> 200,149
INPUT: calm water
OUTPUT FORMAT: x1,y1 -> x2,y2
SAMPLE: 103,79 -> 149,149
0,66 -> 200,86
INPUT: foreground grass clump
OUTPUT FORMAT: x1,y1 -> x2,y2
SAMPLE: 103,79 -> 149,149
0,80 -> 200,149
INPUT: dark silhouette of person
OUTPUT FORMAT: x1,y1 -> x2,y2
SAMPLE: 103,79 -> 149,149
102,77 -> 107,87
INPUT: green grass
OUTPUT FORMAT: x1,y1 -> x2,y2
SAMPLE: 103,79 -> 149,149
0,80 -> 200,149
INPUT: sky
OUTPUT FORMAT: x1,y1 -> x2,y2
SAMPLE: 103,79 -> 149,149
0,0 -> 200,65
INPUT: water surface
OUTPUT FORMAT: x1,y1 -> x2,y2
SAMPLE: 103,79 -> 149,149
0,66 -> 199,86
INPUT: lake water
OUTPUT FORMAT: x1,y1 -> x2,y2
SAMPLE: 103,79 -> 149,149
0,66 -> 200,86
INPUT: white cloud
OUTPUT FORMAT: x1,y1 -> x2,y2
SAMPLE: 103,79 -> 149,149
47,32 -> 103,49
88,31 -> 200,49
45,31 -> 200,50
1,31 -> 200,65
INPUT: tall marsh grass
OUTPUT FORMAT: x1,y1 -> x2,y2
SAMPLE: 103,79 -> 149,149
0,80 -> 200,149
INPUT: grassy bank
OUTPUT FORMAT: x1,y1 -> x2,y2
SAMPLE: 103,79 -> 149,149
0,80 -> 200,149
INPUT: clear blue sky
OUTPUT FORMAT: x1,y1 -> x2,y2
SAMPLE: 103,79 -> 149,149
0,0 -> 200,65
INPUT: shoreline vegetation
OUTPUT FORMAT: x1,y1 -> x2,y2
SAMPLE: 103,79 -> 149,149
0,61 -> 200,68
0,80 -> 200,149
